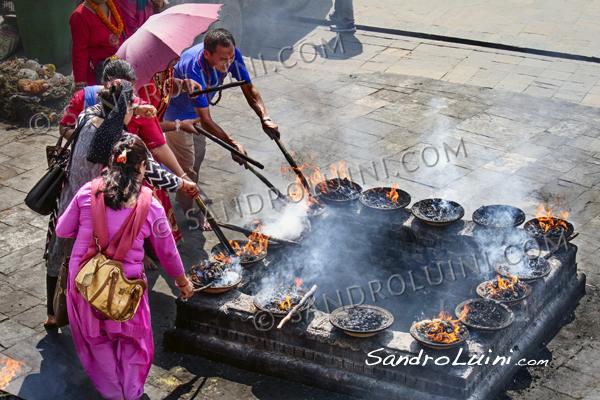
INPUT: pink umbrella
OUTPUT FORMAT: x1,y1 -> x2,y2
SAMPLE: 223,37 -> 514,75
116,3 -> 221,92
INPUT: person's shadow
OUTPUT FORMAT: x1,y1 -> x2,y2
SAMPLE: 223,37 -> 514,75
17,330 -> 104,399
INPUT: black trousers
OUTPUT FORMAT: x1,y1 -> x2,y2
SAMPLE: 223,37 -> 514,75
47,274 -> 58,316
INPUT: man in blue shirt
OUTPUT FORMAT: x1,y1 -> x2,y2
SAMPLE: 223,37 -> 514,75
164,28 -> 281,220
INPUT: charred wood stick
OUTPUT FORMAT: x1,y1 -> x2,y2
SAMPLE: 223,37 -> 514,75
193,196 -> 235,256
188,80 -> 249,97
273,137 -> 311,194
194,282 -> 215,292
245,162 -> 290,204
277,285 -> 317,329
216,222 -> 301,246
193,124 -> 264,169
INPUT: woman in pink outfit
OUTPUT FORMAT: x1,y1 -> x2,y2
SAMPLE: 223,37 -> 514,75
55,134 -> 194,400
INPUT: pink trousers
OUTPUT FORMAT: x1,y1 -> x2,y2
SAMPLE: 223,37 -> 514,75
70,323 -> 153,400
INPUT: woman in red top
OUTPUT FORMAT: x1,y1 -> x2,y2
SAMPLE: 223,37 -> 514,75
70,0 -> 129,89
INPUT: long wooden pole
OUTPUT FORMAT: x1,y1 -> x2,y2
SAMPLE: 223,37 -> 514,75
193,196 -> 235,256
194,124 -> 265,169
216,222 -> 301,246
273,137 -> 311,193
245,162 -> 290,204
277,285 -> 317,329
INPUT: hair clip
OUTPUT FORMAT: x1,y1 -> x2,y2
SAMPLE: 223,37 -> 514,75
117,149 -> 128,163
109,55 -> 118,61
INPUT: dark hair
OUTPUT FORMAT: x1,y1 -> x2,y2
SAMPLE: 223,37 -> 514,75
96,80 -> 134,118
102,58 -> 136,83
204,28 -> 236,54
98,134 -> 149,210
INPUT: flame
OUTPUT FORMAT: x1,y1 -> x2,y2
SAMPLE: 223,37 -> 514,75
280,155 -> 325,211
535,201 -> 569,233
421,311 -> 463,343
0,358 -> 25,390
330,161 -> 348,180
279,295 -> 292,310
386,184 -> 400,204
487,275 -> 527,297
213,252 -> 231,265
294,277 -> 303,288
458,302 -> 470,322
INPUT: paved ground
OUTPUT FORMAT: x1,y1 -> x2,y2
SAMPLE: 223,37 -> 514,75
1,1 -> 600,399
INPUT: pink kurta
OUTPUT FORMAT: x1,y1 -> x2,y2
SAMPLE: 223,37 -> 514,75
55,181 -> 185,400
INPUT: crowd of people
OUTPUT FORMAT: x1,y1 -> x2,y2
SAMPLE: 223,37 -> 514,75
44,0 -> 355,398
42,1 -> 287,399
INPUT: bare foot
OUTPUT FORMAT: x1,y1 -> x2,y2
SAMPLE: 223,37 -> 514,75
200,194 -> 213,205
143,253 -> 158,271
189,210 -> 212,231
44,315 -> 57,328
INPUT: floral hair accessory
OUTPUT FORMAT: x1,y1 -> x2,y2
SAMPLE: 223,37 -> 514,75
116,149 -> 128,163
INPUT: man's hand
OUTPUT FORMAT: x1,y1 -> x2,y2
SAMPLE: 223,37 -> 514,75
183,79 -> 203,99
181,178 -> 200,198
180,118 -> 201,134
136,105 -> 157,119
262,119 -> 280,140
230,139 -> 248,166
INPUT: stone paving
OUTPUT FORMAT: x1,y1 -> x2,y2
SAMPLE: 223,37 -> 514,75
2,1 -> 600,399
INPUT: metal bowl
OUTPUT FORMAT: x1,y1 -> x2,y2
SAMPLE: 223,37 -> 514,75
314,179 -> 362,205
476,278 -> 532,307
523,217 -> 574,244
359,187 -> 411,212
253,287 -> 315,318
187,268 -> 242,294
493,257 -> 551,283
411,198 -> 465,226
211,239 -> 267,268
329,305 -> 394,338
472,205 -> 525,228
410,319 -> 469,349
455,298 -> 514,332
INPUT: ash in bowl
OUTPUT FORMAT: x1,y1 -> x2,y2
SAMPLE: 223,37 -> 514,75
412,198 -> 464,224
189,260 -> 241,288
315,178 -> 362,201
456,299 -> 514,331
473,205 -> 525,228
333,306 -> 391,331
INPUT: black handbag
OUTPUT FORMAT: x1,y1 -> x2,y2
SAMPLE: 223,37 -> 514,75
25,122 -> 84,215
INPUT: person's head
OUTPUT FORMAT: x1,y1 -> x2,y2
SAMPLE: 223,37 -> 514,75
99,134 -> 149,210
97,79 -> 136,122
102,57 -> 136,85
203,28 -> 236,73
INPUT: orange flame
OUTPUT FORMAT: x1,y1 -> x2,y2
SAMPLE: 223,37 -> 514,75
279,295 -> 292,310
280,155 -> 325,211
487,275 -> 526,297
0,358 -> 25,390
535,200 -> 569,233
386,184 -> 399,204
421,311 -> 464,343
294,277 -> 303,288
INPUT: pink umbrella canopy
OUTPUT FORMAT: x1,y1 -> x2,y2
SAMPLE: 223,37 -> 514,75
116,3 -> 221,92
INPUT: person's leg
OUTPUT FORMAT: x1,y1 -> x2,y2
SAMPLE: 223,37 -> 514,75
331,0 -> 356,32
164,130 -> 196,215
70,325 -> 124,400
45,274 -> 58,326
189,133 -> 211,230
111,330 -> 153,400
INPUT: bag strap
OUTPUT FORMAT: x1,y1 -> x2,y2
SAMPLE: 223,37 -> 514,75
90,177 -> 153,261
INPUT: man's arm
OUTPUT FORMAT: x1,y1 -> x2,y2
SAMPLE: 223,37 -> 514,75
240,82 -> 280,139
195,106 -> 248,164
